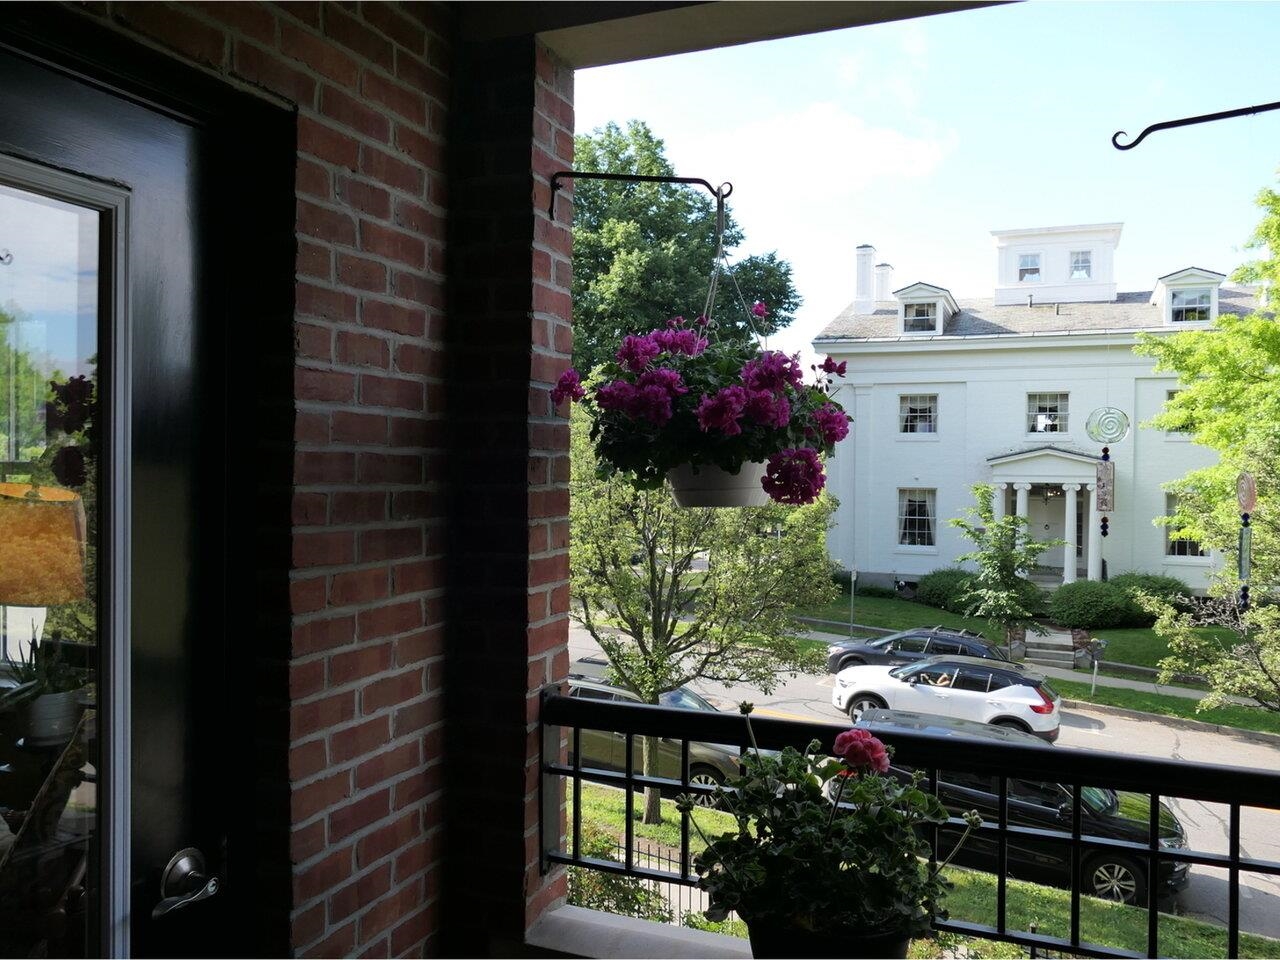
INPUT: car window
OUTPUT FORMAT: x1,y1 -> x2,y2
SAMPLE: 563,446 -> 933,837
952,668 -> 991,692
572,687 -> 617,701
1010,779 -> 1067,807
1039,681 -> 1059,700
942,770 -> 997,793
912,666 -> 956,687
893,636 -> 929,653
927,639 -> 964,656
868,637 -> 891,650
987,674 -> 1012,691
661,688 -> 714,711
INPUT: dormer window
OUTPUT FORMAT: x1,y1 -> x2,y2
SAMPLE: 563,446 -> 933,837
1018,254 -> 1041,282
1069,251 -> 1092,280
904,303 -> 937,333
1171,287 -> 1212,323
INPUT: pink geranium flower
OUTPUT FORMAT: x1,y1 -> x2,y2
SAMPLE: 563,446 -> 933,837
811,403 -> 851,445
549,369 -> 585,405
695,386 -> 749,436
762,447 -> 825,505
833,728 -> 890,773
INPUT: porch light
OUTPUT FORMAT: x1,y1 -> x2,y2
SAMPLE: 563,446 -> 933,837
0,482 -> 87,606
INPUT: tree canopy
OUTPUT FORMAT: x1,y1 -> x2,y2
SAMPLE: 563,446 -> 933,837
571,121 -> 801,372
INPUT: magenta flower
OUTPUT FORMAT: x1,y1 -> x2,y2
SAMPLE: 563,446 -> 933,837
751,301 -> 769,319
694,314 -> 710,327
741,351 -> 804,394
762,448 -> 826,505
596,379 -> 638,412
651,328 -> 708,357
811,403 -> 851,445
820,355 -> 848,377
666,315 -> 687,329
637,367 -> 688,397
549,368 -> 585,405
744,389 -> 791,429
833,728 -> 890,773
616,334 -> 662,372
628,384 -> 675,425
696,386 -> 750,436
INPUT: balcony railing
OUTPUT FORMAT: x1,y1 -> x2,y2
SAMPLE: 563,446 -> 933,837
539,689 -> 1280,959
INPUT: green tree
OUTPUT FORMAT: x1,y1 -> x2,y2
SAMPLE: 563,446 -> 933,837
572,121 -> 801,372
570,406 -> 832,823
949,484 -> 1060,654
0,305 -> 58,465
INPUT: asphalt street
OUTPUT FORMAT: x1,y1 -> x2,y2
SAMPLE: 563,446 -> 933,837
567,625 -> 1280,940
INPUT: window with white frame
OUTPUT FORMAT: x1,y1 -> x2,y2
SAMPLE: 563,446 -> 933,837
1165,494 -> 1208,557
1069,251 -> 1092,280
1026,392 -> 1069,433
1171,287 -> 1212,323
898,488 -> 936,546
1165,389 -> 1190,435
899,394 -> 937,433
903,302 -> 937,333
1018,253 -> 1041,282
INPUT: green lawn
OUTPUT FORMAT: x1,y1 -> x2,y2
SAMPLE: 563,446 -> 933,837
1054,678 -> 1280,736
1094,625 -> 1234,670
792,589 -> 1002,642
575,783 -> 1280,958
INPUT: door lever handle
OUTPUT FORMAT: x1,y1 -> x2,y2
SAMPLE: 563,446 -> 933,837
152,847 -> 220,920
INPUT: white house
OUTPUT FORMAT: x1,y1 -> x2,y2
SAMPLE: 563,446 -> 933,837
813,223 -> 1258,593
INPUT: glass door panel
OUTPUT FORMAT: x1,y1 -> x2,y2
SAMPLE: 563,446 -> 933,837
0,178 -> 102,958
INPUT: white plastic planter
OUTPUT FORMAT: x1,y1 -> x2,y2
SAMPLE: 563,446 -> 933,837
667,461 -> 769,508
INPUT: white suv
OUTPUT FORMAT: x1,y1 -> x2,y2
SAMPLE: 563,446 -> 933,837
832,655 -> 1061,741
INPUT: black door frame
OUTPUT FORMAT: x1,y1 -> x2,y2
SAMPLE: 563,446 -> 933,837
0,8 -> 296,955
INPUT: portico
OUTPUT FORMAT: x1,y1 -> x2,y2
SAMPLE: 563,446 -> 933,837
988,447 -> 1102,583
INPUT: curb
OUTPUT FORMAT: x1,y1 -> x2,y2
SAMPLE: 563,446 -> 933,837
1062,698 -> 1280,748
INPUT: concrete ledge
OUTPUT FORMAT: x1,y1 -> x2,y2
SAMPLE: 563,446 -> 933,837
526,905 -> 751,959
1063,699 -> 1280,748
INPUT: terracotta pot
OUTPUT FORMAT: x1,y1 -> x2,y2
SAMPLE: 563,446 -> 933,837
666,461 -> 769,508
746,920 -> 910,959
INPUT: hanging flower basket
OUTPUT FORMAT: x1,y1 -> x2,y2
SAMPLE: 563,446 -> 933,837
550,306 -> 851,507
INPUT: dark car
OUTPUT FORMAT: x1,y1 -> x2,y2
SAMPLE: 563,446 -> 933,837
825,627 -> 1025,674
854,710 -> 1190,905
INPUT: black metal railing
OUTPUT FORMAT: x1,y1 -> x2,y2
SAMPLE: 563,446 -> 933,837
539,689 -> 1280,959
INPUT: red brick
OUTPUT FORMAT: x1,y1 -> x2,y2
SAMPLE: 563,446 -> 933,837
293,531 -> 357,569
391,696 -> 440,738
330,862 -> 393,923
291,658 -> 326,698
358,600 -> 424,640
291,576 -> 328,614
281,21 -> 359,86
394,125 -> 442,170
363,71 -> 425,126
363,2 -> 424,53
528,620 -> 566,656
295,450 -> 356,483
321,84 -> 391,142
392,768 -> 429,811
292,901 -> 326,948
115,2 -> 226,67
191,1 -> 276,43
393,627 -> 442,666
360,221 -> 425,268
529,552 -> 569,587
391,269 -> 441,307
332,491 -> 389,524
360,375 -> 423,410
336,330 -> 391,368
395,51 -> 448,104
324,6 -> 394,71
330,716 -> 391,764
390,904 -> 435,957
329,642 -> 393,685
392,837 -> 433,883
388,416 -> 433,448
291,692 -> 357,741
529,488 -> 569,519
358,937 -> 389,959
291,768 -> 352,823
297,281 -> 358,323
331,410 -> 388,445
355,740 -> 421,791
290,739 -> 328,781
328,786 -> 390,841
363,300 -> 426,336
362,668 -> 423,715
278,1 -> 322,28
298,199 -> 358,246
330,567 -> 389,605
298,115 -> 360,169
359,526 -> 421,563
291,819 -> 328,865
359,144 -> 423,195
302,922 -> 356,960
295,321 -> 331,361
297,238 -> 331,278
356,810 -> 420,870
234,41 -> 316,106
394,343 -> 438,375
293,615 -> 357,656
336,175 -> 393,219
337,253 -> 388,292
358,878 -> 423,943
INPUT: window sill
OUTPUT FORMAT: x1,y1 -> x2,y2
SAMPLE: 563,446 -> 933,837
896,433 -> 940,441
526,904 -> 750,959
1026,432 -> 1072,440
895,545 -> 939,555
1162,555 -> 1213,566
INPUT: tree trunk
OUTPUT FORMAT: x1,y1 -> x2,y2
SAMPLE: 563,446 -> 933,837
641,733 -> 663,824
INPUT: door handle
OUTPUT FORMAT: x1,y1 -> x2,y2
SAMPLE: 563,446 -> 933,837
152,847 -> 220,920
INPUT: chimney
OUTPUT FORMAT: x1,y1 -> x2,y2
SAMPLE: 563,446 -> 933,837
874,262 -> 894,302
854,244 -> 875,313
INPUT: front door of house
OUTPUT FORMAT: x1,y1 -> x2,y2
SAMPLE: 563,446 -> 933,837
0,36 -> 256,956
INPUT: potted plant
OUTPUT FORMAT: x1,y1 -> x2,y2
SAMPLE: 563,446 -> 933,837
550,307 -> 851,507
0,635 -> 89,746
677,708 -> 980,958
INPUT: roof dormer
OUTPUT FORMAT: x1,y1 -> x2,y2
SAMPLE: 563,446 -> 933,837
894,282 -> 958,336
990,223 -> 1123,305
1151,267 -> 1226,326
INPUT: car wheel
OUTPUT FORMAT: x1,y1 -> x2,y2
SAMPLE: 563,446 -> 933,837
838,656 -> 865,671
848,694 -> 887,722
1087,856 -> 1146,905
688,766 -> 725,808
993,719 -> 1030,733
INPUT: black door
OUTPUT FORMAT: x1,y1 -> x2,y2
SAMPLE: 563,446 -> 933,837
0,20 -> 292,957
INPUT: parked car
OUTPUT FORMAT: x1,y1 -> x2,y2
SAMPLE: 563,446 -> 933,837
565,674 -> 739,802
831,655 -> 1061,741
852,709 -> 1189,905
825,627 -> 1025,674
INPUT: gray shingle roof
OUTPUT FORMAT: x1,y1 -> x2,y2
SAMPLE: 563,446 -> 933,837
814,286 -> 1261,342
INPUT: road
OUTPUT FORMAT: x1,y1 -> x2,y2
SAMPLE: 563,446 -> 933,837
567,625 -> 1280,940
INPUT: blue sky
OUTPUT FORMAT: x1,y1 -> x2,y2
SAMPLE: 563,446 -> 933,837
574,2 -> 1280,360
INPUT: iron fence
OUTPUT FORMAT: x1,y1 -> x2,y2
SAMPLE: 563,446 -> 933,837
540,689 -> 1280,959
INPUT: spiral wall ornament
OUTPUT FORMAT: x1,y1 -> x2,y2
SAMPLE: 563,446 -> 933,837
1086,407 -> 1130,444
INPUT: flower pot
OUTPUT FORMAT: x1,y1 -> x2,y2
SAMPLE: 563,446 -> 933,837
746,921 -> 910,959
22,690 -> 84,746
667,461 -> 769,508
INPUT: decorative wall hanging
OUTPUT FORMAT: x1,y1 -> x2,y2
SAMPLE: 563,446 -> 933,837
1085,406 -> 1130,444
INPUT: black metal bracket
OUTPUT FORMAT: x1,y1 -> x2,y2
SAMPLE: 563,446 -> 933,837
1112,99 -> 1280,151
547,170 -> 731,217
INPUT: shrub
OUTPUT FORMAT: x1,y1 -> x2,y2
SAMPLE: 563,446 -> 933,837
857,584 -> 899,599
1108,572 -> 1193,625
567,825 -> 672,923
916,568 -> 977,613
1048,580 -> 1133,630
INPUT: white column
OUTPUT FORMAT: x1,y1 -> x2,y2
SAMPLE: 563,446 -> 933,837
992,483 -> 1007,522
1086,483 -> 1102,581
1013,482 -> 1031,519
1062,484 -> 1080,584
